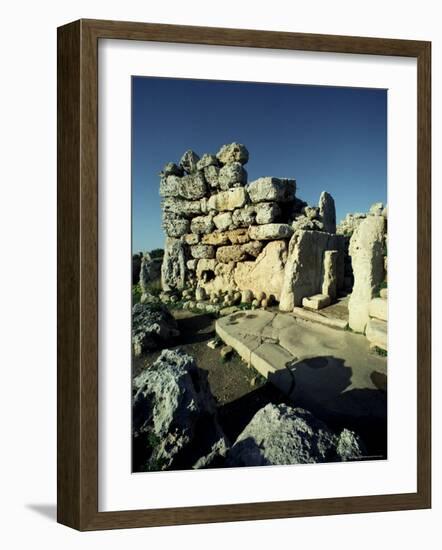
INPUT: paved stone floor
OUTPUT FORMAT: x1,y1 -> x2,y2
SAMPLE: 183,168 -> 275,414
216,309 -> 387,422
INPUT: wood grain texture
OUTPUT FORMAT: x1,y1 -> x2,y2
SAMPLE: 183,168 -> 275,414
57,19 -> 431,531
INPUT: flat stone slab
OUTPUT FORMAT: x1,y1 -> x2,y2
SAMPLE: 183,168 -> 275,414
302,294 -> 331,310
366,318 -> 387,351
215,309 -> 387,419
292,307 -> 348,330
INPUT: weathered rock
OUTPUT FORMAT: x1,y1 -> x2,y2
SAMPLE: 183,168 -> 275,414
292,215 -> 324,232
216,245 -> 248,263
163,197 -> 201,218
247,177 -> 296,203
132,253 -> 142,285
161,237 -> 186,291
241,289 -> 254,303
241,240 -> 264,257
249,223 -> 293,241
232,206 -> 256,228
182,233 -> 200,245
195,287 -> 207,301
179,172 -> 207,200
161,162 -> 183,177
279,230 -> 345,311
199,262 -> 237,294
208,188 -> 248,211
196,259 -> 216,281
303,206 -> 320,219
203,165 -> 220,188
216,142 -> 249,165
132,303 -> 179,356
160,175 -> 181,197
336,212 -> 366,236
213,211 -> 232,231
369,202 -> 384,216
226,404 -> 362,466
369,297 -> 388,322
179,150 -> 200,173
234,241 -> 287,300
190,244 -> 215,259
163,216 -> 190,237
133,349 -> 223,470
196,154 -> 219,170
255,202 -> 281,224
186,259 -> 197,270
321,249 -> 338,300
226,228 -> 250,244
336,429 -> 366,461
302,294 -> 331,310
190,214 -> 215,235
348,215 -> 386,332
218,162 -> 247,190
202,231 -> 230,246
319,191 -> 336,233
139,253 -> 162,293
366,318 -> 387,351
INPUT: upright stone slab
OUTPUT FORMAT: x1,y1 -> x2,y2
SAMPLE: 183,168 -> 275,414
161,237 -> 186,291
322,250 -> 338,300
279,230 -> 345,311
319,191 -> 336,234
348,215 -> 386,333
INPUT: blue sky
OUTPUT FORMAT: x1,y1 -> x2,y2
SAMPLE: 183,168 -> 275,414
132,77 -> 387,253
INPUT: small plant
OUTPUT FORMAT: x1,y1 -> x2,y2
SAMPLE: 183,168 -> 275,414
372,346 -> 387,357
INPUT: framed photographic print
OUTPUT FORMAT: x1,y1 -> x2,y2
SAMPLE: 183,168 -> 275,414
57,19 -> 431,530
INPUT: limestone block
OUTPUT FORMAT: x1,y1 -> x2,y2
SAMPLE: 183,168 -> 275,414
204,165 -> 220,189
348,215 -> 386,332
186,259 -> 198,270
319,191 -> 336,233
255,202 -> 281,224
322,250 -> 338,300
208,188 -> 248,212
161,237 -> 186,291
218,162 -> 247,190
226,228 -> 250,244
241,241 -> 264,258
213,211 -> 232,231
161,162 -> 183,177
190,244 -> 215,259
179,149 -> 200,173
159,175 -> 181,197
216,142 -> 249,165
204,262 -> 237,294
366,318 -> 387,351
162,216 -> 190,238
216,245 -> 248,263
279,230 -> 345,311
202,231 -> 230,246
190,214 -> 215,235
249,223 -> 293,241
196,259 -> 216,280
196,154 -> 219,170
292,215 -> 324,232
182,233 -> 200,245
179,172 -> 207,200
369,297 -> 388,321
233,240 -> 288,300
232,206 -> 256,228
247,177 -> 296,203
302,294 -> 331,310
163,197 -> 201,218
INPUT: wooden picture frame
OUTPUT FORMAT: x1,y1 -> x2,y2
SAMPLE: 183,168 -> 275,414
57,18 -> 431,531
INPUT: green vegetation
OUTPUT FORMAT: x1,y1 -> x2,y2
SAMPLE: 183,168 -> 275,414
149,248 -> 164,259
132,284 -> 142,305
372,346 -> 387,357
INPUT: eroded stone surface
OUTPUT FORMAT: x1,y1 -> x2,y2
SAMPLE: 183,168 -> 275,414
247,177 -> 296,203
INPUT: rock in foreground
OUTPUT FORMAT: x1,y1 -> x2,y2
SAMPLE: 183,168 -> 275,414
132,302 -> 179,356
226,403 -> 365,467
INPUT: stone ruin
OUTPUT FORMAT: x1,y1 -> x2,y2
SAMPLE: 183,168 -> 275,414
157,142 -> 387,347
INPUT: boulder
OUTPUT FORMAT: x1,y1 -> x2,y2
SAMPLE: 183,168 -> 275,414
318,191 -> 336,233
348,215 -> 386,332
203,165 -> 220,188
249,223 -> 293,241
161,237 -> 186,291
190,214 -> 215,235
218,162 -> 247,190
247,177 -> 296,203
131,303 -> 179,356
216,142 -> 249,165
139,252 -> 162,292
133,349 -> 224,470
213,211 -> 233,231
196,154 -> 219,170
226,404 -> 364,466
179,172 -> 207,200
179,150 -> 200,173
255,202 -> 281,224
232,206 -> 256,228
241,289 -> 254,303
195,287 -> 207,301
163,197 -> 201,218
216,245 -> 248,263
190,244 -> 215,259
234,240 -> 287,300
208,188 -> 248,211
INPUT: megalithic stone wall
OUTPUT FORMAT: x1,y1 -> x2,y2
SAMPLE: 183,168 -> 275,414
159,142 -> 339,304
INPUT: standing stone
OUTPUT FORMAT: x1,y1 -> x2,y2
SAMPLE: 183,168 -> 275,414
218,162 -> 247,190
161,237 -> 186,291
179,150 -> 200,173
247,177 -> 296,203
321,250 -> 338,300
319,191 -> 336,234
348,215 -> 386,333
139,252 -> 162,293
216,142 -> 249,165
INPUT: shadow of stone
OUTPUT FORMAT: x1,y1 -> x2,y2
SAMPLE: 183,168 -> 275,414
25,504 -> 57,521
175,314 -> 216,345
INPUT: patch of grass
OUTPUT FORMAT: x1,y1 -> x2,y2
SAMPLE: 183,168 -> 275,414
372,346 -> 387,357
